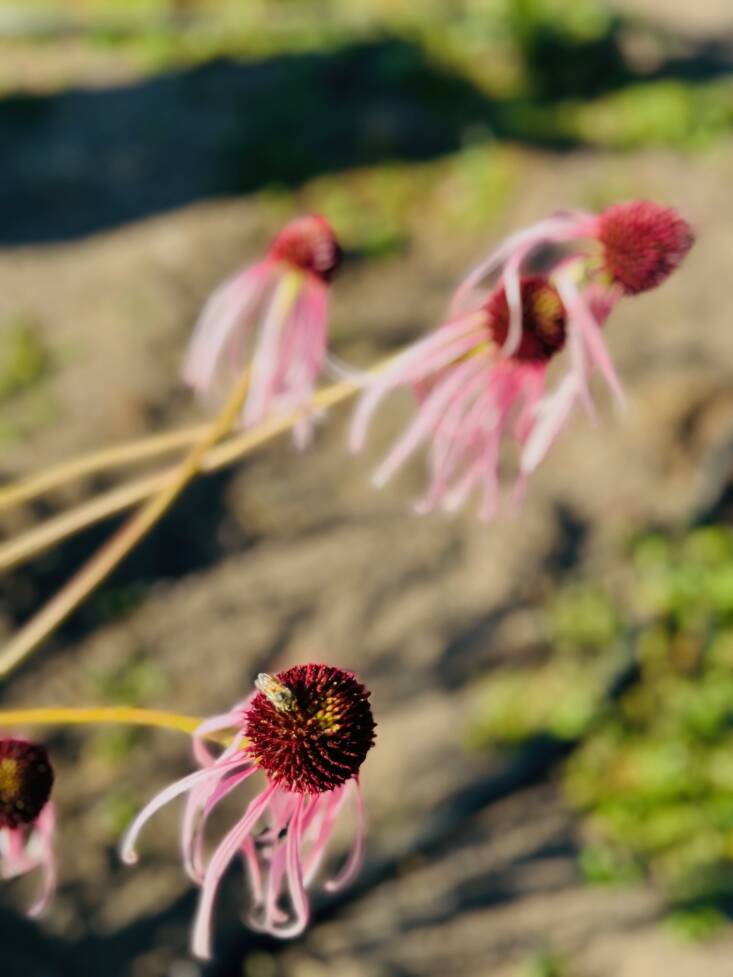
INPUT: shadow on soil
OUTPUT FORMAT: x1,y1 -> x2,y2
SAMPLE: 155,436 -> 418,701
0,466 -> 253,660
2,16 -> 732,973
0,24 -> 731,244
0,38 -> 496,244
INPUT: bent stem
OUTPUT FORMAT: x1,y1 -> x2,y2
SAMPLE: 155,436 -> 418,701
0,275 -> 302,681
0,706 -> 232,743
0,706 -> 201,736
0,380 -> 362,572
0,424 -> 208,513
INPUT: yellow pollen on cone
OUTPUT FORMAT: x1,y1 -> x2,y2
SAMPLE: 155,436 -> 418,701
0,757 -> 22,803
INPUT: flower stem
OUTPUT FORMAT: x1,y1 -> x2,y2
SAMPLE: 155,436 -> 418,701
0,706 -> 201,735
0,706 -> 227,741
0,378 -> 361,572
0,424 -> 208,512
0,276 -> 311,680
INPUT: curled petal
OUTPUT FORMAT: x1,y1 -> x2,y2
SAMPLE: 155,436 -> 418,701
184,243 -> 332,446
500,249 -> 524,358
349,315 -> 486,452
449,211 -> 596,316
182,764 -> 257,884
192,783 -> 277,959
554,266 -> 626,408
183,264 -> 274,395
520,371 -> 583,474
324,779 -> 366,893
26,804 -> 56,918
121,756 -> 251,865
373,354 -> 491,487
280,795 -> 309,938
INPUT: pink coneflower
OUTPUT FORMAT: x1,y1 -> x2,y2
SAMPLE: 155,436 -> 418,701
183,215 -> 342,446
0,737 -> 56,917
352,201 -> 693,516
122,664 -> 376,959
352,275 -> 573,517
450,200 -> 694,399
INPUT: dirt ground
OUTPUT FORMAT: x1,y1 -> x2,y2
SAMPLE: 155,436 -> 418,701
1,5 -> 733,977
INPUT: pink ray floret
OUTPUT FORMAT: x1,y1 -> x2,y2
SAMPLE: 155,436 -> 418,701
0,737 -> 56,916
352,276 -> 573,517
183,215 -> 342,446
121,664 -> 376,959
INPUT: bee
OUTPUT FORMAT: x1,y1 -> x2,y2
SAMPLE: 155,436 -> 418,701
255,672 -> 296,712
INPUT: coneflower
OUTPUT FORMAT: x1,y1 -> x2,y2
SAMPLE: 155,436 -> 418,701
0,737 -> 56,917
352,201 -> 694,516
183,215 -> 342,446
122,664 -> 376,959
449,200 -> 694,402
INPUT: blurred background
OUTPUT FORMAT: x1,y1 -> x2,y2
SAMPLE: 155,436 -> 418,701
0,1 -> 732,975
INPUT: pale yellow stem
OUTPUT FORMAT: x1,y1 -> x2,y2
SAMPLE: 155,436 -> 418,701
0,275 -> 308,680
0,378 -> 360,572
0,425 -> 207,512
0,706 -> 204,736
0,470 -> 170,572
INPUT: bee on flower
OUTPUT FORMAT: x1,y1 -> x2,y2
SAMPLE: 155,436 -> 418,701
0,737 -> 56,917
122,664 -> 376,959
351,200 -> 694,517
183,215 -> 342,447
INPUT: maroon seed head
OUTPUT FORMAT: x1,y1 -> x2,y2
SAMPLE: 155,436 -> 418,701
245,664 -> 376,794
268,215 -> 343,282
485,275 -> 567,363
0,738 -> 54,830
598,200 -> 694,295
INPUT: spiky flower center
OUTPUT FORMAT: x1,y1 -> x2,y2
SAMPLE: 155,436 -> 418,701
598,200 -> 694,295
245,664 -> 376,794
485,275 -> 567,363
0,739 -> 54,830
268,214 -> 343,282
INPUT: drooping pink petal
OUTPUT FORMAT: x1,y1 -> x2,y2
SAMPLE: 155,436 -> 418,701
279,795 -> 309,938
192,783 -> 277,959
554,267 -> 626,408
449,211 -> 596,316
192,706 -> 248,768
243,274 -> 301,427
121,757 -> 251,865
512,363 -> 547,444
301,789 -> 346,886
349,315 -> 486,452
429,363 -> 492,472
244,792 -> 296,935
26,804 -> 56,918
182,764 -> 258,883
324,778 -> 366,893
412,367 -> 496,514
520,371 -> 584,474
254,829 -> 290,933
500,248 -> 525,358
183,263 -> 275,395
373,354 -> 491,487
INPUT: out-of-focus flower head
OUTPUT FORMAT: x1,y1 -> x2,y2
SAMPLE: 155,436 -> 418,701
450,200 -> 694,405
451,200 -> 693,314
122,664 -> 376,959
183,215 -> 342,446
352,201 -> 693,517
595,200 -> 695,296
0,737 -> 56,917
352,275 -> 571,517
